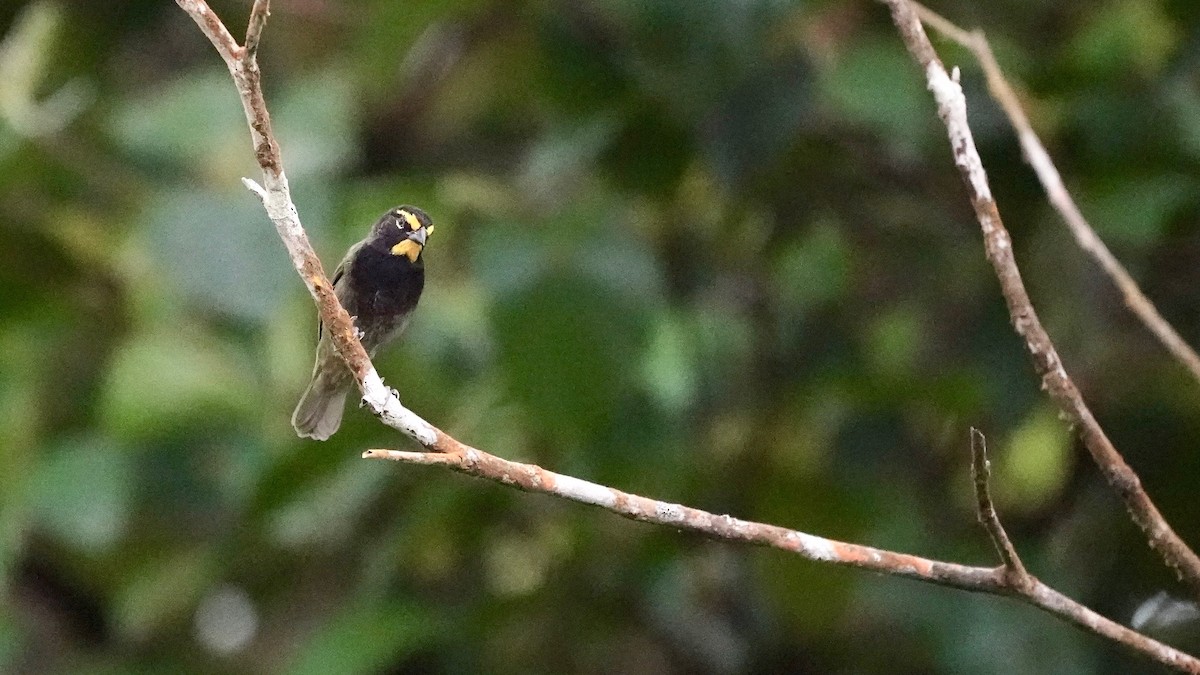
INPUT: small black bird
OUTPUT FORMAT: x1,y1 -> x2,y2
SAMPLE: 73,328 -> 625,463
292,205 -> 434,440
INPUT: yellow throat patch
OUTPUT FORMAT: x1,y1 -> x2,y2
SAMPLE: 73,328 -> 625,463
391,239 -> 422,262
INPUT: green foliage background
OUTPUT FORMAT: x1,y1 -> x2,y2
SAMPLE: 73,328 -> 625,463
3,0 -> 1200,672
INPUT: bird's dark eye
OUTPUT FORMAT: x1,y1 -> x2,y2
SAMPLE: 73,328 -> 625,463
397,210 -> 421,231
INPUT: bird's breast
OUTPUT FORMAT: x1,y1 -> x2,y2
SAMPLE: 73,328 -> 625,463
346,246 -> 425,320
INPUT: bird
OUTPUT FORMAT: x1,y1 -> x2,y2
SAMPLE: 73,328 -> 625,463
292,205 -> 434,440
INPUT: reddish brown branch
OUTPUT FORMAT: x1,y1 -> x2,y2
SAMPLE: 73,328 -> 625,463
175,0 -> 439,445
970,429 -> 1028,585
364,444 -> 1200,673
881,0 -> 1200,602
177,1 -> 1200,669
244,0 -> 269,58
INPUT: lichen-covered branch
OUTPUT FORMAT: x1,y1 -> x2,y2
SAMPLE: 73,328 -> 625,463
176,1 -> 1200,670
911,1 -> 1200,389
175,0 -> 436,446
882,0 -> 1200,601
364,444 -> 1199,672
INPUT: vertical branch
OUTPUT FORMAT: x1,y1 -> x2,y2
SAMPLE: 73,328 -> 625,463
911,1 -> 1200,387
970,429 -> 1027,584
175,0 -> 439,446
882,0 -> 1200,601
244,0 -> 269,58
173,2 -> 1200,669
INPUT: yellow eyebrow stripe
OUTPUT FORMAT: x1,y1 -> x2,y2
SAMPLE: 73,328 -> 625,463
399,210 -> 421,231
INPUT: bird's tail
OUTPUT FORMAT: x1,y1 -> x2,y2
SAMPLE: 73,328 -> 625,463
291,370 -> 350,441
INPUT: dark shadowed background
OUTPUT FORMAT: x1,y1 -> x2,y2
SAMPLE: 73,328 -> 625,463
3,0 -> 1200,672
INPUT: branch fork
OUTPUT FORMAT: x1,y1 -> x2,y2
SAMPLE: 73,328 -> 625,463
883,0 -> 1200,605
176,0 -> 1200,670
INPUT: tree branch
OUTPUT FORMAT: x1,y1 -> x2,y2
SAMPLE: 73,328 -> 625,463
243,0 -> 268,58
363,444 -> 1200,672
881,0 -> 1200,603
970,428 -> 1028,584
910,1 -> 1200,390
176,1 -> 1200,670
176,0 -> 437,447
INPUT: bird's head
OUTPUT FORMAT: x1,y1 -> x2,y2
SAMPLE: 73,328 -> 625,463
372,205 -> 435,263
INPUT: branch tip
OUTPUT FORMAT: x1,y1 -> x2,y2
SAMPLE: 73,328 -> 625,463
910,0 -> 1200,388
969,429 -> 1025,579
241,176 -> 266,200
886,0 -> 1200,604
176,0 -> 1200,668
244,0 -> 270,60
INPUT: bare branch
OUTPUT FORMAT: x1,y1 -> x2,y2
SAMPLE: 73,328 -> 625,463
177,1 -> 1200,669
361,445 -> 1001,585
244,0 -> 269,59
363,447 -> 1002,586
174,0 -> 438,447
911,1 -> 1200,386
970,428 -> 1027,583
882,0 -> 1200,603
176,0 -> 240,63
241,176 -> 267,201
364,445 -> 1200,673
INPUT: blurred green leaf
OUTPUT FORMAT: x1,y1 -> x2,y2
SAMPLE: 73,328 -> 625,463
492,272 -> 646,448
99,326 -> 258,439
641,312 -> 698,414
144,188 -> 293,323
114,550 -> 215,641
864,305 -> 924,378
0,610 -> 19,672
995,407 -> 1074,514
30,437 -> 134,553
1068,0 -> 1179,77
273,68 -> 358,179
1166,74 -> 1200,160
0,1 -> 89,137
772,219 -> 850,312
267,462 -> 389,549
1081,174 -> 1191,247
109,70 -> 252,174
519,115 -> 618,205
469,221 -> 549,299
288,600 -> 440,675
823,37 -> 933,154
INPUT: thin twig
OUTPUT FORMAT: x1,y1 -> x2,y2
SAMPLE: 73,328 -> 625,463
176,1 -> 1200,669
881,0 -> 1200,605
911,1 -> 1200,386
244,0 -> 269,59
970,428 -> 1027,583
364,445 -> 1199,673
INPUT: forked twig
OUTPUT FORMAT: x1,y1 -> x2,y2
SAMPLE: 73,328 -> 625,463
882,0 -> 1200,605
175,1 -> 1200,669
970,429 -> 1028,584
912,1 -> 1200,386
